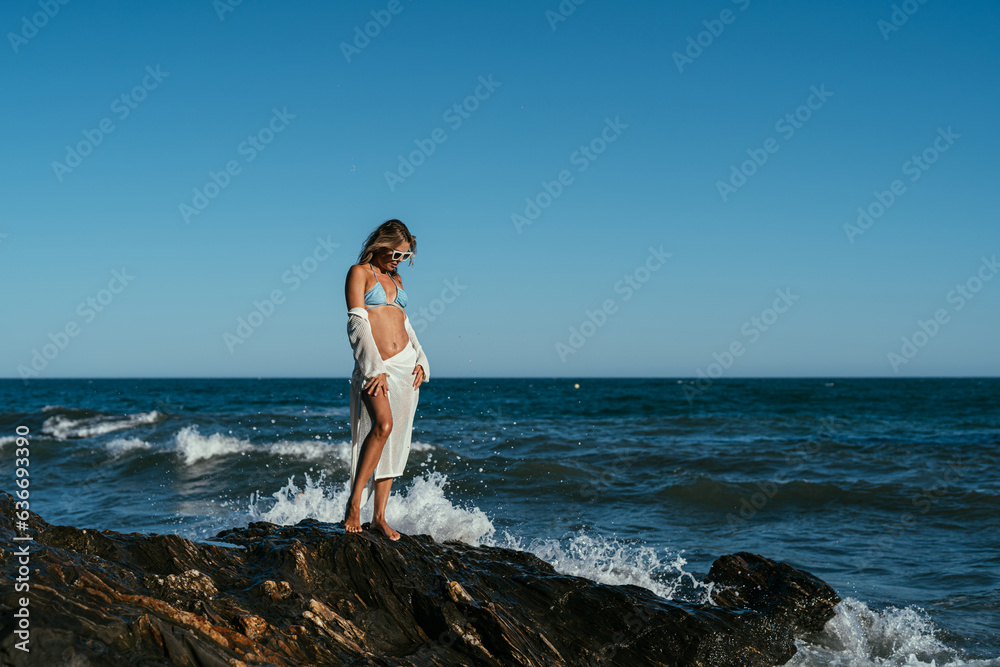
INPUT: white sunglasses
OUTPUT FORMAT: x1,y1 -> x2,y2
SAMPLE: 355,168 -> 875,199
389,250 -> 412,261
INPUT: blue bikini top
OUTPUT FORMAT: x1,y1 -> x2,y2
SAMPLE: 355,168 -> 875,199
363,262 -> 407,312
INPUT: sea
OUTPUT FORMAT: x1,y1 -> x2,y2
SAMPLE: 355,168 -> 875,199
2,377 -> 998,665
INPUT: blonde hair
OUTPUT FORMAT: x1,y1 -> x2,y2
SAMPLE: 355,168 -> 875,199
357,219 -> 416,276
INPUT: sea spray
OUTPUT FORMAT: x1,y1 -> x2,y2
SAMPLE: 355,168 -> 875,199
489,529 -> 713,604
787,597 -> 1000,667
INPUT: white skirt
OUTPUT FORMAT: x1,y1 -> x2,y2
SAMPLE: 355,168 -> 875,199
348,342 -> 419,508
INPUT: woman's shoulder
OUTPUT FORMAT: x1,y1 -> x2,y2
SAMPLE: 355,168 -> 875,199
345,264 -> 371,288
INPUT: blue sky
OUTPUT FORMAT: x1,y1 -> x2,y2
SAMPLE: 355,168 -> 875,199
2,0 -> 998,378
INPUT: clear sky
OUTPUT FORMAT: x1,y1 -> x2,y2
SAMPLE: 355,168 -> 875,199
2,0 -> 998,379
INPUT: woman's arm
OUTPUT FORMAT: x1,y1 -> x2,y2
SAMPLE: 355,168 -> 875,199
347,308 -> 389,382
403,315 -> 429,382
392,275 -> 429,381
345,264 -> 367,310
344,265 -> 389,393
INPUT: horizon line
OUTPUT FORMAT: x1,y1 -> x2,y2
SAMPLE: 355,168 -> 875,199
5,375 -> 999,381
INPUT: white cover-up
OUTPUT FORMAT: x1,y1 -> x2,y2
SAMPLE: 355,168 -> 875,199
346,307 -> 430,509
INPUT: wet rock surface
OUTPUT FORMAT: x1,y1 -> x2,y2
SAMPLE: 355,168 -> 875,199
0,492 -> 839,666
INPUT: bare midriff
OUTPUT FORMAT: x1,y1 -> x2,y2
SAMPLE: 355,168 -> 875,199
368,305 -> 409,360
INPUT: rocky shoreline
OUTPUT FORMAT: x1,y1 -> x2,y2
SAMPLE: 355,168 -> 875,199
0,491 -> 839,665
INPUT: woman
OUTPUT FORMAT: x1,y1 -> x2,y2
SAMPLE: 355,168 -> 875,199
343,219 -> 429,540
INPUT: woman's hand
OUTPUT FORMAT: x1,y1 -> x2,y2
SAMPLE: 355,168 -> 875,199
364,373 -> 389,397
412,364 -> 426,388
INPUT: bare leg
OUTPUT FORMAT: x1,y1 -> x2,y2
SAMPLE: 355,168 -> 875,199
371,477 -> 400,540
344,389 -> 393,533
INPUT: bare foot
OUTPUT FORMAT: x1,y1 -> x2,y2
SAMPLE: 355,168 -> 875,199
371,517 -> 400,541
344,501 -> 362,534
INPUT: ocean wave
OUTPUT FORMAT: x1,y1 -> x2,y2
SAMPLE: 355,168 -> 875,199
790,597 -> 1000,666
264,405 -> 350,419
0,436 -> 17,449
173,425 -> 351,466
265,438 -> 351,463
174,425 -> 252,464
106,437 -> 153,456
42,410 -> 165,440
655,476 -> 994,517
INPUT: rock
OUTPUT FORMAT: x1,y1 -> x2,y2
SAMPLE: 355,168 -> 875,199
0,492 -> 839,666
707,552 -> 841,635
144,568 -> 219,602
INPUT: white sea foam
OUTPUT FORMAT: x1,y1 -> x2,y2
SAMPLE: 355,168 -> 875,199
410,440 -> 435,452
42,410 -> 164,440
790,597 -> 1000,666
266,439 -> 351,464
390,472 -> 495,543
0,436 -> 17,449
246,471 -> 342,525
172,425 -> 350,466
174,425 -> 252,464
105,437 -> 152,456
487,529 -> 712,603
